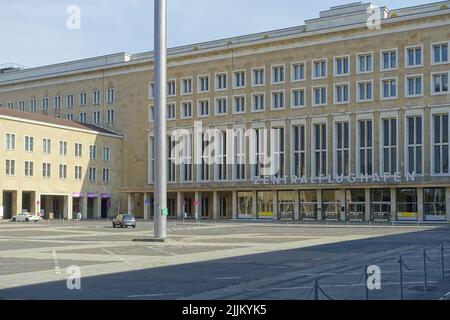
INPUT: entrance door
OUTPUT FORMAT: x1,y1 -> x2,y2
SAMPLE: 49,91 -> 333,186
101,199 -> 109,218
2,192 -> 13,219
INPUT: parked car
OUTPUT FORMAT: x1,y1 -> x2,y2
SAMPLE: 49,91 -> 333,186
12,212 -> 42,223
113,214 -> 136,228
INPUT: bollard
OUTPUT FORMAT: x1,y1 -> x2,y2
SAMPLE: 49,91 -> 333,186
314,280 -> 319,301
441,244 -> 445,281
423,249 -> 428,292
365,265 -> 370,301
399,256 -> 404,300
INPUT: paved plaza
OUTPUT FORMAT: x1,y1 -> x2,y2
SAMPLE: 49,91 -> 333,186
0,219 -> 450,300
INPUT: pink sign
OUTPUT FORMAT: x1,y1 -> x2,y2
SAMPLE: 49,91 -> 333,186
194,200 -> 199,207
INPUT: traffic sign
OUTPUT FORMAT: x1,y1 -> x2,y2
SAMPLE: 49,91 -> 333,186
162,208 -> 169,216
194,200 -> 199,207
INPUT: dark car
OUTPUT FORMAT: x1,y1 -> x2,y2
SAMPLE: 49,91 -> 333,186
113,214 -> 136,228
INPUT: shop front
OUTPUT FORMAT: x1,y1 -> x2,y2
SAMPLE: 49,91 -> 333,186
278,191 -> 295,220
424,188 -> 447,221
370,189 -> 391,222
257,191 -> 273,220
322,190 -> 342,221
299,190 -> 318,221
237,192 -> 253,219
397,189 -> 418,221
346,189 -> 365,222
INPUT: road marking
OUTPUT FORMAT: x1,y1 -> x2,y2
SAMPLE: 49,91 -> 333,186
147,246 -> 177,256
439,291 -> 450,301
101,248 -> 134,266
127,292 -> 181,298
213,277 -> 242,280
268,266 -> 289,269
52,251 -> 61,276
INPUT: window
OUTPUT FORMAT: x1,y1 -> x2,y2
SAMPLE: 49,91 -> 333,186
215,73 -> 227,91
18,101 -> 25,111
312,86 -> 327,106
197,75 -> 210,93
79,113 -> 87,123
148,136 -> 155,184
24,161 -> 34,177
89,145 -> 97,160
80,92 -> 87,106
272,127 -> 285,178
233,129 -> 245,180
381,78 -> 397,99
66,114 -> 74,121
312,59 -> 327,79
381,49 -> 397,70
198,132 -> 211,182
107,109 -> 115,123
432,43 -> 448,64
5,159 -> 15,176
197,99 -> 210,117
167,103 -> 176,120
215,97 -> 227,115
75,166 -> 82,180
271,91 -> 285,110
358,120 -> 373,176
42,97 -> 49,111
334,56 -> 350,76
43,163 -> 51,178
406,46 -> 423,67
233,95 -> 246,114
432,73 -> 449,95
167,136 -> 176,183
59,141 -> 67,156
102,168 -> 111,182
103,147 -> 111,161
432,114 -> 449,175
216,131 -> 228,181
24,136 -> 34,152
291,89 -> 305,108
5,133 -> 15,150
180,133 -> 192,182
406,115 -> 423,175
42,139 -> 51,154
75,143 -> 83,158
93,90 -> 101,105
292,125 -> 306,177
107,88 -> 115,103
148,82 -> 155,100
181,78 -> 192,95
271,65 -> 285,84
181,101 -> 192,119
381,118 -> 398,175
313,123 -> 327,177
88,167 -> 96,182
93,111 -> 101,125
292,62 -> 306,82
233,71 -> 245,88
54,96 -> 61,110
252,68 -> 265,86
335,122 -> 350,177
405,75 -> 423,97
7,102 -> 14,109
357,53 -> 373,73
357,81 -> 373,101
167,80 -> 176,96
66,95 -> 74,108
252,93 -> 265,112
252,128 -> 267,179
30,99 -> 37,112
148,106 -> 154,122
334,83 -> 350,104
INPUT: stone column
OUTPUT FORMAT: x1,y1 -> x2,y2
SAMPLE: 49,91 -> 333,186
176,192 -> 184,220
95,198 -> 102,219
232,191 -> 238,220
252,190 -> 257,219
127,193 -> 133,215
212,191 -> 219,220
390,188 -> 397,221
294,190 -> 300,221
143,193 -> 150,220
65,195 -> 73,220
272,191 -> 278,221
195,191 -> 200,220
81,195 -> 88,219
0,190 -> 4,219
317,190 -> 323,221
340,189 -> 346,221
14,190 -> 23,214
365,188 -> 371,222
417,188 -> 424,222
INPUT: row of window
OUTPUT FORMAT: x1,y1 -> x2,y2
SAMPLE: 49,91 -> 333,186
149,73 -> 448,120
148,112 -> 449,183
4,160 -> 111,182
4,135 -> 111,160
148,43 -> 449,98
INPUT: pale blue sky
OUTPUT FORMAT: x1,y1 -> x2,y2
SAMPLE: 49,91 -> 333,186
0,0 -> 434,68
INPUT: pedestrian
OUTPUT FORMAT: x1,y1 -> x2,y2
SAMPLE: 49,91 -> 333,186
77,212 -> 82,222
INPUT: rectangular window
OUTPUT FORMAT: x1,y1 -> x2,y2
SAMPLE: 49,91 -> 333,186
79,113 -> 87,123
252,94 -> 265,112
24,161 -> 34,177
42,97 -> 49,111
271,91 -> 285,110
66,95 -> 74,108
357,81 -> 373,101
406,46 -> 423,67
381,49 -> 397,70
381,78 -> 397,99
252,128 -> 267,179
313,123 -> 327,177
433,43 -> 449,64
432,73 -> 449,94
149,82 -> 155,100
358,53 -> 373,73
406,116 -> 423,175
291,89 -> 305,108
93,111 -> 101,125
80,92 -> 87,106
272,127 -> 285,178
312,86 -> 327,106
180,133 -> 192,182
198,75 -> 210,93
59,141 -> 67,156
103,147 -> 111,161
292,125 -> 306,177
215,97 -> 227,115
66,114 -> 74,121
5,159 -> 15,176
167,136 -> 176,183
42,139 -> 51,154
334,83 -> 350,104
93,91 -> 101,105
74,166 -> 82,180
107,88 -> 115,103
5,133 -> 16,150
292,62 -> 305,81
149,106 -> 154,122
107,109 -> 115,123
433,114 -> 449,175
234,71 -> 246,88
88,167 -> 97,182
89,145 -> 97,160
199,132 -> 211,182
75,143 -> 83,158
7,102 -> 14,109
406,75 -> 423,97
271,65 -> 285,84
24,136 -> 34,152
181,78 -> 192,95
334,56 -> 350,76
181,101 -> 192,119
233,129 -> 245,180
216,131 -> 228,181
233,95 -> 246,114
313,59 -> 327,79
30,99 -> 37,112
102,168 -> 111,182
215,73 -> 227,91
358,120 -> 373,176
43,163 -> 51,178
335,122 -> 350,176
252,68 -> 265,86
382,118 -> 397,174
18,101 -> 25,111
197,99 -> 210,117
54,96 -> 61,110
167,103 -> 176,120
167,80 -> 176,96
